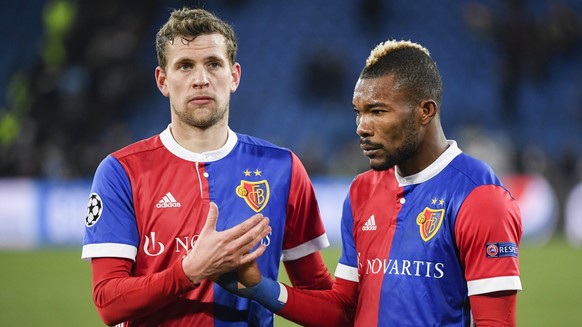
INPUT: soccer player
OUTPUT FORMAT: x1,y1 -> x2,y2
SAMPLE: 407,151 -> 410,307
81,7 -> 332,326
221,40 -> 523,326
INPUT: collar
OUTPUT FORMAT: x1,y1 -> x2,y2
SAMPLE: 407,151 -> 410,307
159,124 -> 238,162
395,140 -> 462,186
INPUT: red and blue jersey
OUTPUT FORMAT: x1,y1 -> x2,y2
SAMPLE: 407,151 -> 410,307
334,141 -> 522,326
82,126 -> 329,326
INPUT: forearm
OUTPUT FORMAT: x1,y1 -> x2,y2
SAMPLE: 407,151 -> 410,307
470,290 -> 517,327
92,257 -> 196,325
283,252 -> 333,290
240,276 -> 356,327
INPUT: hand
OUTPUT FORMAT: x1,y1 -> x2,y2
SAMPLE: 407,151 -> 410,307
181,202 -> 271,285
238,260 -> 262,288
213,260 -> 262,294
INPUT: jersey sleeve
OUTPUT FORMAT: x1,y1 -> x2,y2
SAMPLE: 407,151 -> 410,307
283,252 -> 333,290
281,152 -> 329,261
277,277 -> 358,327
455,184 -> 522,296
91,257 -> 197,325
335,192 -> 359,282
82,155 -> 140,261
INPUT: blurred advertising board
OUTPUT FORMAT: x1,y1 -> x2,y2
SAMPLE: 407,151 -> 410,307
0,174 -> 571,249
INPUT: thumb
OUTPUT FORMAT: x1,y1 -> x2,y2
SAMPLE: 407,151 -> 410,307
202,202 -> 219,233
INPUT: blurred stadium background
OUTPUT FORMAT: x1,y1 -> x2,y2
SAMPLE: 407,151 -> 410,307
1,0 -> 582,326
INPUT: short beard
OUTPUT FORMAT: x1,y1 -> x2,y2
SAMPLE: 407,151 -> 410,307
370,114 -> 420,171
173,102 -> 228,130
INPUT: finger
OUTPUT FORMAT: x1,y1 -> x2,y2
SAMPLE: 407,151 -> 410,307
227,213 -> 265,239
235,222 -> 271,255
201,202 -> 219,233
240,244 -> 267,265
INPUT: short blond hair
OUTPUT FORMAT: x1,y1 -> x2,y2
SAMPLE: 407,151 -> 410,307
155,7 -> 238,69
366,40 -> 430,67
360,39 -> 442,107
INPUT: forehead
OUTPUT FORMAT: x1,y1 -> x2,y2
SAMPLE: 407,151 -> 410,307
166,33 -> 229,62
353,74 -> 399,106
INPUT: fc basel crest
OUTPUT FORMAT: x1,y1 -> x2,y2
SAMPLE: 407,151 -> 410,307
236,180 -> 270,212
416,208 -> 445,242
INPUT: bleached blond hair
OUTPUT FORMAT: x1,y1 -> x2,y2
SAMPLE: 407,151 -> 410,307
366,40 -> 430,68
359,39 -> 442,107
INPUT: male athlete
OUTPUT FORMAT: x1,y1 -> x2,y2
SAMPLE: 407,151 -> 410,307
81,7 -> 332,326
221,40 -> 523,326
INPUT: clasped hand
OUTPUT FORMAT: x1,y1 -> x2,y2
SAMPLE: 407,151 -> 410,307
181,202 -> 270,285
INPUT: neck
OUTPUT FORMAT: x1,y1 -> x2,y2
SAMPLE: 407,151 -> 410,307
397,125 -> 449,177
170,121 -> 229,153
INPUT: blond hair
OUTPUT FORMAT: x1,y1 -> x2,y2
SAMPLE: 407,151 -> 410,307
155,7 -> 237,69
366,40 -> 430,67
359,39 -> 442,107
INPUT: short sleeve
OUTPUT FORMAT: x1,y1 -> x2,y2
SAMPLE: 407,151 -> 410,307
455,185 -> 522,295
81,155 -> 140,261
335,192 -> 359,282
281,152 -> 329,261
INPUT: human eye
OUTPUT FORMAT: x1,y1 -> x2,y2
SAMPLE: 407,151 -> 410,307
208,61 -> 221,70
178,63 -> 192,71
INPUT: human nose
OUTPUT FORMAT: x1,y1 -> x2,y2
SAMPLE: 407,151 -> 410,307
191,68 -> 210,88
356,114 -> 373,137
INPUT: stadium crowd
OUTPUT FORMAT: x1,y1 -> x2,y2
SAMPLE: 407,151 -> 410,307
1,0 -> 581,227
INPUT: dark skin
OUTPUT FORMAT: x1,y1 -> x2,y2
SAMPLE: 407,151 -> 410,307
233,72 -> 517,326
352,72 -> 517,324
236,73 -> 450,287
352,73 -> 449,176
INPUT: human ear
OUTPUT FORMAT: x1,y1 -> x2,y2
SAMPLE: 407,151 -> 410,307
419,99 -> 438,125
155,66 -> 169,97
230,62 -> 241,93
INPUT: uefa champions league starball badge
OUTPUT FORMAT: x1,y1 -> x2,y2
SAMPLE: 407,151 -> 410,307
85,193 -> 103,227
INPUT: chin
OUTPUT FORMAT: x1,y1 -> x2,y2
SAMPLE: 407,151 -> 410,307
369,159 -> 394,171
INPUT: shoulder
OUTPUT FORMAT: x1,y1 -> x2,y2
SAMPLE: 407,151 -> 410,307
111,135 -> 164,160
235,132 -> 296,161
352,168 -> 396,186
448,153 -> 502,187
236,133 -> 289,152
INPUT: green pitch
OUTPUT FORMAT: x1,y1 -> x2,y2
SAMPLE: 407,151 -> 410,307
0,238 -> 579,326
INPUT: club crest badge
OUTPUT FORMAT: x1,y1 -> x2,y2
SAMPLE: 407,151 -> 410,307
236,180 -> 270,212
416,208 -> 445,242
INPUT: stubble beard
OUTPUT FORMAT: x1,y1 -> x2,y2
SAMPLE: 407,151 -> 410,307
173,101 -> 229,130
370,115 -> 421,171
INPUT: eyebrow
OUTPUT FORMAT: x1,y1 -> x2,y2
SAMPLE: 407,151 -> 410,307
173,54 -> 226,65
355,101 -> 386,111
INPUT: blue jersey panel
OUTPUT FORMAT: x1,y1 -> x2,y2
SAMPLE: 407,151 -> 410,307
339,193 -> 357,269
83,155 -> 139,250
205,135 -> 292,327
378,154 -> 502,326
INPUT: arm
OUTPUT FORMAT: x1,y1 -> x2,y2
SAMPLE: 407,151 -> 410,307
92,257 -> 195,325
228,264 -> 357,327
283,252 -> 333,290
282,152 -> 333,290
277,277 -> 357,327
91,203 -> 271,325
470,290 -> 517,327
218,257 -> 357,327
455,185 -> 522,326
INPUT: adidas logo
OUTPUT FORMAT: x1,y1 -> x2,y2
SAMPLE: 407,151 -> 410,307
362,215 -> 377,231
156,192 -> 181,208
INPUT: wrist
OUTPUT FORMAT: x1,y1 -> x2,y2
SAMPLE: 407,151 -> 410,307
239,277 -> 286,312
181,256 -> 202,286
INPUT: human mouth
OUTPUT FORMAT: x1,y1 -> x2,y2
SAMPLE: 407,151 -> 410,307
189,96 -> 213,105
360,141 -> 382,157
